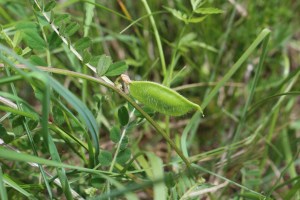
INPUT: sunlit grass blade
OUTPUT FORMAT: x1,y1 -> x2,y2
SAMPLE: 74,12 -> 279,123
146,152 -> 167,200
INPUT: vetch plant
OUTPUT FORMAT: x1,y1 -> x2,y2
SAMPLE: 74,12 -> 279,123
121,74 -> 204,116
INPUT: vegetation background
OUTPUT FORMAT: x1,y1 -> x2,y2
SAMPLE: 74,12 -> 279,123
0,0 -> 299,199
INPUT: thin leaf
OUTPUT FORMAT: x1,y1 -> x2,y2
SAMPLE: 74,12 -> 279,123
3,175 -> 36,199
54,14 -> 71,25
84,0 -> 95,36
187,16 -> 207,23
22,30 -> 46,51
118,106 -> 129,126
44,0 -> 56,12
110,126 -> 121,143
146,152 -> 167,200
74,37 -> 92,51
194,7 -> 223,15
97,54 -> 112,76
65,22 -> 80,36
190,0 -> 204,11
96,55 -> 112,76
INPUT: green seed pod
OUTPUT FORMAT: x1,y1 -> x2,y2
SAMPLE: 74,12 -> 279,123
121,74 -> 203,116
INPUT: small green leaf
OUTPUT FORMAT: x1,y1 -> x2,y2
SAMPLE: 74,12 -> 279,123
194,7 -> 223,15
16,22 -> 46,51
119,136 -> 129,151
118,106 -> 129,126
116,149 -> 131,164
74,37 -> 91,51
44,0 -> 56,12
65,22 -> 80,36
109,126 -> 120,143
96,55 -> 112,76
12,116 -> 24,136
33,2 -> 40,12
22,30 -> 46,51
84,0 -> 95,36
48,31 -> 62,50
28,120 -> 38,131
98,150 -> 112,166
83,50 -> 92,64
14,47 -> 22,55
30,55 -> 47,66
105,61 -> 128,76
90,177 -> 106,188
186,16 -> 207,23
164,7 -> 188,23
190,0 -> 205,11
89,55 -> 101,66
54,14 -> 71,25
0,124 -> 15,143
165,172 -> 176,188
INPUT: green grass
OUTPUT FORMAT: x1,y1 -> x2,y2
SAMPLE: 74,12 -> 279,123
0,0 -> 300,199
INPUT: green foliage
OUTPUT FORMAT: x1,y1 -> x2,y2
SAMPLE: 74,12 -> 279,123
164,7 -> 207,24
74,37 -> 92,51
0,0 -> 299,199
109,126 -> 121,143
116,148 -> 131,164
96,54 -> 112,76
194,7 -> 223,14
98,150 -> 113,166
16,22 -> 46,51
0,125 -> 14,143
44,0 -> 56,12
118,106 -> 129,126
11,116 -> 24,136
64,22 -> 80,37
104,61 -> 128,77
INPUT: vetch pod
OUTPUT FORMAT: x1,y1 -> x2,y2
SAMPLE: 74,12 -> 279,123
121,74 -> 203,116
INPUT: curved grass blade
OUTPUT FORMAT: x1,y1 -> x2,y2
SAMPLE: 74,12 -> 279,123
201,28 -> 271,110
0,44 -> 99,166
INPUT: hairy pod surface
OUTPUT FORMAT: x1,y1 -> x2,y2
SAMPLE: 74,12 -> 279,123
128,80 -> 203,116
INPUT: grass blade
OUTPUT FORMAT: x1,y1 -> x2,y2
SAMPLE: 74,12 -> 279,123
201,28 -> 271,110
0,165 -> 8,200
